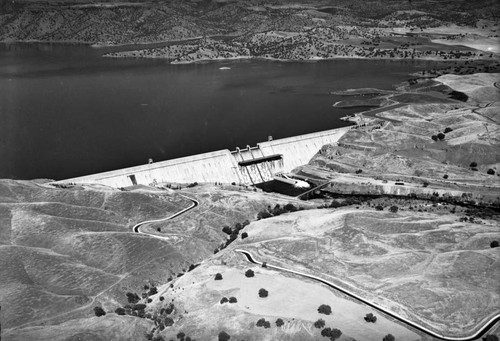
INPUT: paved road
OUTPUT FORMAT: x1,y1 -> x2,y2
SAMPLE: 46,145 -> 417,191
132,193 -> 199,237
235,249 -> 500,341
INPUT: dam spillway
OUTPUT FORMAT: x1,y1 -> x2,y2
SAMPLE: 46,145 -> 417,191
55,126 -> 351,187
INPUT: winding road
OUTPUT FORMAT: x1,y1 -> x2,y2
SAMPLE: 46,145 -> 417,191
132,193 -> 199,236
131,191 -> 499,340
235,249 -> 500,341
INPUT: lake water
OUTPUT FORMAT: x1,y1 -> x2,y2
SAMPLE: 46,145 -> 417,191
0,43 -> 438,180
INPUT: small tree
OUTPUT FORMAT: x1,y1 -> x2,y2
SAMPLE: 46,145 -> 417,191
126,292 -> 140,304
256,318 -> 266,327
491,241 -> 499,248
220,297 -> 229,304
245,269 -> 255,278
437,133 -> 445,140
317,304 -> 332,315
487,169 -> 495,175
444,127 -> 453,133
443,174 -> 448,179
375,205 -> 384,211
276,318 -> 284,327
321,327 -> 342,340
241,232 -> 248,239
389,206 -> 398,213
218,331 -> 231,341
115,307 -> 126,315
93,306 -> 106,317
364,313 -> 377,323
177,332 -> 185,340
229,297 -> 238,303
431,135 -> 438,141
164,317 -> 174,327
214,273 -> 223,280
222,226 -> 232,235
383,334 -> 395,341
470,162 -> 478,168
258,288 -> 269,298
314,318 -> 326,328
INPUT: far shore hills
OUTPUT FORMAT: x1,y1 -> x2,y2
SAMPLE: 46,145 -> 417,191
1,0 -> 499,67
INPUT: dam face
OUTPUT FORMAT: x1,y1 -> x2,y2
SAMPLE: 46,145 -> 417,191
55,127 -> 350,187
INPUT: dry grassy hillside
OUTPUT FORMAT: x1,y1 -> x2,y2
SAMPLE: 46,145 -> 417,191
1,180 -> 310,340
122,204 -> 499,340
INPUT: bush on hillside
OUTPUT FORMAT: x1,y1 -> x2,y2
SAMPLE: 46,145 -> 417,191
491,241 -> 499,248
321,327 -> 342,340
229,297 -> 237,303
364,313 -> 377,323
218,331 -> 231,341
470,162 -> 478,168
318,304 -> 332,315
444,127 -> 453,133
389,206 -> 398,213
126,292 -> 140,304
314,318 -> 326,328
245,269 -> 255,277
115,307 -> 126,315
258,288 -> 269,298
383,334 -> 395,341
276,318 -> 284,327
375,205 -> 384,211
214,273 -> 223,280
93,306 -> 106,317
220,297 -> 229,304
241,232 -> 248,239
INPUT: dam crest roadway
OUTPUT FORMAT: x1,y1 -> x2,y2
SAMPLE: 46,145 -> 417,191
53,126 -> 351,187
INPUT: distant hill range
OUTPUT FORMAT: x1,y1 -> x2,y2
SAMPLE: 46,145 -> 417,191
1,0 -> 499,48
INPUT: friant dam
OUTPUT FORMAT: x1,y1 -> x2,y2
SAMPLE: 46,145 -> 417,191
53,126 -> 351,188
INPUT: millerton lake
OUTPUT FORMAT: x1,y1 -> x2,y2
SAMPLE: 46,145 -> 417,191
0,43 -> 440,180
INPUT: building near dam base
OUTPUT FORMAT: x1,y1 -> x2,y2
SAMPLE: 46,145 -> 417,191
54,127 -> 351,188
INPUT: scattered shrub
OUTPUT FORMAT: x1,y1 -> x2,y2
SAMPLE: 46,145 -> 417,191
126,292 -> 140,304
389,206 -> 398,213
176,332 -> 185,339
257,210 -> 272,220
314,318 -> 326,328
321,327 -> 342,340
317,304 -> 332,315
218,331 -> 231,341
443,174 -> 448,179
364,313 -> 377,323
256,318 -> 267,327
165,303 -> 175,314
241,232 -> 248,239
214,273 -> 223,280
431,135 -> 438,141
487,169 -> 495,175
229,297 -> 237,303
93,306 -> 106,317
220,297 -> 229,304
383,334 -> 395,341
375,205 -> 384,211
470,162 -> 478,168
164,317 -> 174,327
444,127 -> 453,133
245,269 -> 255,278
276,318 -> 284,327
133,303 -> 147,311
491,241 -> 499,248
437,132 -> 445,140
355,169 -> 363,174
222,226 -> 232,235
284,203 -> 298,212
115,307 -> 126,315
147,298 -> 152,303
159,296 -> 164,301
258,288 -> 269,298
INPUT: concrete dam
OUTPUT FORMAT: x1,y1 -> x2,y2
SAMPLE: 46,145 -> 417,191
55,127 -> 351,188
